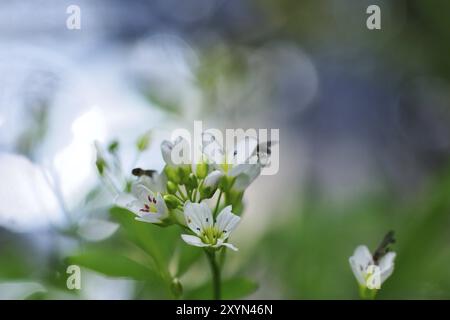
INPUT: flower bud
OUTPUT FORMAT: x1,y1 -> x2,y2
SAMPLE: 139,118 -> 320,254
196,162 -> 209,179
186,173 -> 198,189
167,181 -> 178,194
164,194 -> 181,210
136,131 -> 152,151
219,175 -> 234,192
204,170 -> 224,188
171,278 -> 183,298
161,140 -> 174,166
200,186 -> 216,199
177,165 -> 191,185
107,140 -> 119,153
95,158 -> 106,176
164,166 -> 181,184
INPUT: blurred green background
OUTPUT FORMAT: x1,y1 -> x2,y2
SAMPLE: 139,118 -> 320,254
0,0 -> 449,299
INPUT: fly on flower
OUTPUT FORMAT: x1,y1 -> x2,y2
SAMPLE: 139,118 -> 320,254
349,231 -> 396,293
181,202 -> 240,251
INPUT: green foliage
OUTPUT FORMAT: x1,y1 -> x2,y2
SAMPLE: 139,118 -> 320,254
67,249 -> 157,281
186,277 -> 258,299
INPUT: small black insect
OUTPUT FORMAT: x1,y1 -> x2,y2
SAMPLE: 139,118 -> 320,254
372,231 -> 396,264
132,168 -> 157,178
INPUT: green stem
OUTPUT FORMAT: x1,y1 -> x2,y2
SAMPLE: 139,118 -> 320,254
358,285 -> 377,300
176,186 -> 188,201
173,193 -> 185,202
213,190 -> 223,218
195,179 -> 204,202
205,250 -> 221,300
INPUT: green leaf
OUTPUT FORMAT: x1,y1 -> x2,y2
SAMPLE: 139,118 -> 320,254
186,277 -> 258,300
174,244 -> 202,277
67,249 -> 159,282
110,207 -> 185,280
110,207 -> 168,271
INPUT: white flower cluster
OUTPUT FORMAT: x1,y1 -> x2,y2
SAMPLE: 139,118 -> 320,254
115,136 -> 270,251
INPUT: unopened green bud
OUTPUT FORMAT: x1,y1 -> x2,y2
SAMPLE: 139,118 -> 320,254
200,185 -> 216,199
164,166 -> 181,184
167,181 -> 178,194
186,173 -> 198,189
96,158 -> 107,176
171,278 -> 183,298
196,162 -> 208,179
136,131 -> 152,151
164,194 -> 181,210
177,165 -> 192,184
219,175 -> 233,192
107,140 -> 119,153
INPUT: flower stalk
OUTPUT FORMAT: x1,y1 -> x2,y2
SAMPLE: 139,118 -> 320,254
205,250 -> 221,300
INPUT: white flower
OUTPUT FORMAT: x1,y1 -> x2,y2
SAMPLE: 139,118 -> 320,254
116,181 -> 169,224
136,172 -> 166,194
181,202 -> 240,251
202,135 -> 262,191
161,136 -> 190,167
349,245 -> 396,289
203,170 -> 223,188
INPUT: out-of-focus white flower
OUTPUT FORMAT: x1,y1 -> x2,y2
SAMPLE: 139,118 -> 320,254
203,170 -> 223,188
202,135 -> 263,191
161,136 -> 190,167
181,202 -> 240,251
349,245 -> 396,290
136,172 -> 167,194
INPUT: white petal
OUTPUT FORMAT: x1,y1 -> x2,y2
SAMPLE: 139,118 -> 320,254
215,206 -> 240,240
202,132 -> 226,165
228,136 -> 258,164
161,140 -> 174,165
352,245 -> 373,267
229,163 -> 260,178
379,252 -> 396,284
181,234 -> 209,248
155,193 -> 169,218
131,183 -> 155,205
138,174 -> 166,193
115,193 -> 146,217
184,202 -> 213,235
203,170 -> 223,188
349,245 -> 373,286
135,214 -> 162,224
252,140 -> 278,166
214,238 -> 238,251
115,193 -> 136,209
349,257 -> 366,286
231,164 -> 261,191
221,242 -> 238,251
